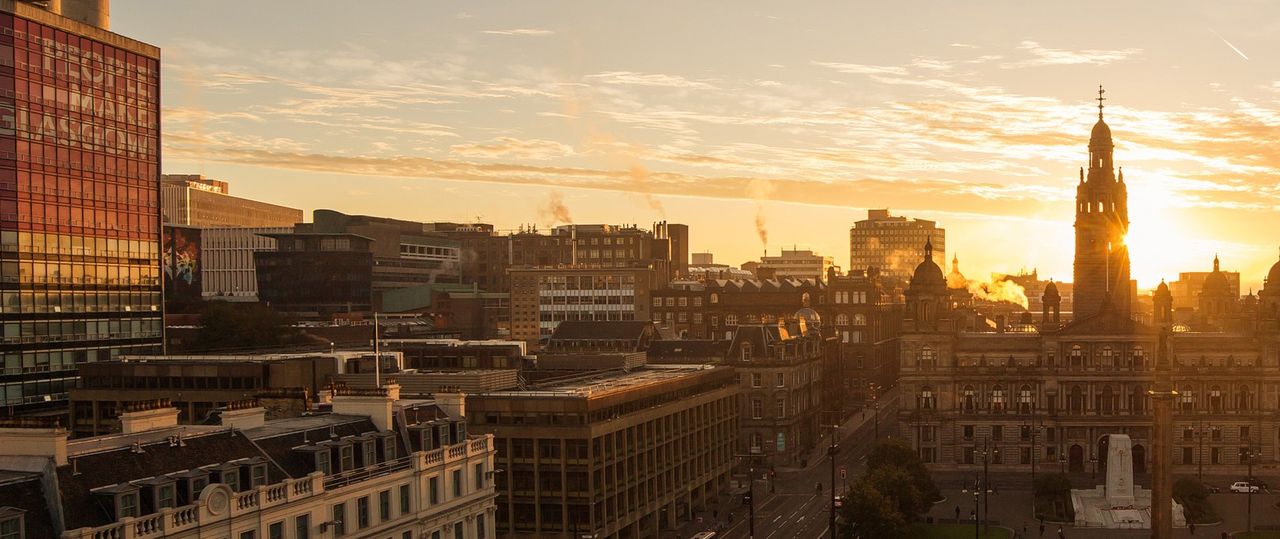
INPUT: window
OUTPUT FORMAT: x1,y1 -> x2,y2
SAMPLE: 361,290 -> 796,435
250,465 -> 267,487
990,385 -> 1006,412
340,445 -> 355,471
775,399 -> 786,419
962,386 -> 976,413
400,484 -> 411,515
775,373 -> 785,387
475,463 -> 485,490
379,489 -> 391,521
750,373 -> 761,388
853,314 -> 867,326
1070,345 -> 1083,368
118,492 -> 138,518
1132,346 -> 1145,367
332,503 -> 347,536
268,522 -> 283,539
316,451 -> 331,475
295,514 -> 309,539
1211,426 -> 1222,442
963,425 -> 974,441
1019,385 -> 1034,414
478,513 -> 487,539
835,314 -> 849,326
751,399 -> 763,419
918,386 -> 935,410
1183,427 -> 1194,441
240,531 -> 256,539
157,484 -> 175,509
1242,426 -> 1251,442
1182,447 -> 1194,465
1211,447 -> 1221,464
919,346 -> 936,369
453,469 -> 463,497
992,425 -> 1003,441
0,516 -> 19,539
430,477 -> 440,504
357,497 -> 370,528
364,441 -> 377,467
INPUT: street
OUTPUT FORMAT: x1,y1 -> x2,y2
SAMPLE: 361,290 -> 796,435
700,395 -> 900,539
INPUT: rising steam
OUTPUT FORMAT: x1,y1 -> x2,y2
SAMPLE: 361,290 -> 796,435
968,280 -> 1029,309
540,192 -> 573,225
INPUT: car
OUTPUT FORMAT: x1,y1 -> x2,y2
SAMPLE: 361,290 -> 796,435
1230,481 -> 1261,493
1246,478 -> 1269,490
834,495 -> 844,509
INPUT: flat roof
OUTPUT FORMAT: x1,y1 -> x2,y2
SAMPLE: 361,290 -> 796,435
480,364 -> 716,399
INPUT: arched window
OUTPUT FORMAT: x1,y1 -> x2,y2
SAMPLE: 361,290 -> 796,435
919,346 -> 937,369
853,314 -> 867,326
1130,384 -> 1146,413
1069,386 -> 1084,413
1018,384 -> 1034,414
1210,385 -> 1223,412
1100,385 -> 1116,414
710,293 -> 719,304
1238,386 -> 1251,411
1131,346 -> 1145,368
1070,345 -> 1084,368
919,386 -> 935,410
1101,346 -> 1114,368
991,385 -> 1006,413
835,314 -> 849,327
963,385 -> 976,413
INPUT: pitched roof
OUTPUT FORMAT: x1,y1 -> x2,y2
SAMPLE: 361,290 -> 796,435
647,340 -> 730,362
0,474 -> 56,539
548,320 -> 653,341
243,415 -> 384,479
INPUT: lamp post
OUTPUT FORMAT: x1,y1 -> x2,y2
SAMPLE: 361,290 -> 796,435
1090,455 -> 1098,481
735,453 -> 768,539
1246,445 -> 1259,533
1030,422 -> 1044,487
962,474 -> 982,539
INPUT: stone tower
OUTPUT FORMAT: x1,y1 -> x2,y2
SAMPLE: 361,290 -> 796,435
1073,86 -> 1132,321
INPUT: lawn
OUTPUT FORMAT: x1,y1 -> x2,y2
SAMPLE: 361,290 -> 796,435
907,523 -> 1011,539
1234,533 -> 1280,539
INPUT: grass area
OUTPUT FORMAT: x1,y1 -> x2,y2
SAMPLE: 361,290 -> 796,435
1033,493 -> 1074,522
1179,496 -> 1222,524
907,523 -> 1011,539
1233,533 -> 1280,539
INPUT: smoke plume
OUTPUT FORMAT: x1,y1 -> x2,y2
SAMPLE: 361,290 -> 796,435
748,179 -> 774,248
968,280 -> 1029,309
540,192 -> 573,225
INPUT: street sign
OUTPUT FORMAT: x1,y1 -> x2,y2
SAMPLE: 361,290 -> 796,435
839,465 -> 847,479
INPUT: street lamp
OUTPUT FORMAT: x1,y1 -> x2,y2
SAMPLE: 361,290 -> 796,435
979,439 -> 998,532
1090,455 -> 1098,481
735,453 -> 768,539
1246,444 -> 1260,533
962,474 -> 982,539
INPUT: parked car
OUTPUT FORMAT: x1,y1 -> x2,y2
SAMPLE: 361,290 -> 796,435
1246,478 -> 1269,490
1230,481 -> 1261,493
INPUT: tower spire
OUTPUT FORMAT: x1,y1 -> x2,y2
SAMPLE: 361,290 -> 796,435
1096,84 -> 1106,120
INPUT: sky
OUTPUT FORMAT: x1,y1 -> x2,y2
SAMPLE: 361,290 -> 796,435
113,1 -> 1280,291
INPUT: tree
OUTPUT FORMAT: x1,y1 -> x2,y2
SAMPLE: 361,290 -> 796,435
866,439 -> 942,505
192,301 -> 304,352
866,465 -> 929,521
840,479 -> 908,539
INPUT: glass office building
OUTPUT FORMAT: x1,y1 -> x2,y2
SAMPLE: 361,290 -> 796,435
0,2 -> 162,411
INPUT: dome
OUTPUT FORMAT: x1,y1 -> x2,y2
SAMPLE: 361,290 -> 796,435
1267,255 -> 1280,289
1202,255 -> 1231,297
910,258 -> 946,290
1043,280 -> 1060,300
794,308 -> 821,329
1155,279 -> 1171,296
1089,118 -> 1112,146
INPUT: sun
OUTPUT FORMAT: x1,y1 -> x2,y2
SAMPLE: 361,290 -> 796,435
1122,179 -> 1190,289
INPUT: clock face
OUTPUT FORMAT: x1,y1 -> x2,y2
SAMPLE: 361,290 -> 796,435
208,488 -> 229,515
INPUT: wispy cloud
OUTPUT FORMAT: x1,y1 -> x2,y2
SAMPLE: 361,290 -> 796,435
1210,29 -> 1249,61
586,71 -> 716,90
810,61 -> 908,76
1002,41 -> 1142,68
481,28 -> 554,36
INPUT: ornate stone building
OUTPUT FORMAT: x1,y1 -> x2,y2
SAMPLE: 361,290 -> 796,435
897,97 -> 1280,478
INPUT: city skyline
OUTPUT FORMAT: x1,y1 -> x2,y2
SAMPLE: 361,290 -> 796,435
116,1 -> 1280,289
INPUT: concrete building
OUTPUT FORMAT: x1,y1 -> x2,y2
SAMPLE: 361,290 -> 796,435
386,339 -> 529,371
305,210 -> 463,289
754,248 -> 835,281
849,209 -> 945,282
255,232 -> 376,316
0,388 -> 496,539
0,0 -> 163,412
160,175 -> 302,228
467,364 -> 738,538
67,351 -> 400,436
161,225 -> 293,311
508,267 -> 654,346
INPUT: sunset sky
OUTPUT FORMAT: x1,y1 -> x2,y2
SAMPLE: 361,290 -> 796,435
117,1 -> 1280,290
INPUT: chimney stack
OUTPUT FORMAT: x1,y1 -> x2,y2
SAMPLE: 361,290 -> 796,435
331,383 -> 400,431
435,387 -> 466,420
217,399 -> 267,430
119,399 -> 180,434
0,417 -> 68,466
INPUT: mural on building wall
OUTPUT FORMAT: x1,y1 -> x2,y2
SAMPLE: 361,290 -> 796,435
163,226 -> 202,310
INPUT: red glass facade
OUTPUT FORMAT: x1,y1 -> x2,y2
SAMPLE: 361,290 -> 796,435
0,7 -> 162,410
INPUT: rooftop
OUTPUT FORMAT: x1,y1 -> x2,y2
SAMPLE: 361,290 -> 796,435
483,364 -> 716,399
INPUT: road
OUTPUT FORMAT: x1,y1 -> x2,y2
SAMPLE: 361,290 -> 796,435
712,395 -> 900,539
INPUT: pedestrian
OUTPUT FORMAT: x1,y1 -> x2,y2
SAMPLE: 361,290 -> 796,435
955,505 -> 961,522
1189,521 -> 1195,535
1057,525 -> 1065,539
971,509 -> 977,522
1039,522 -> 1045,537
1023,523 -> 1028,538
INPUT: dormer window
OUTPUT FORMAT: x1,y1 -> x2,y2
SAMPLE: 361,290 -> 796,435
380,433 -> 397,461
360,437 -> 378,468
133,477 -> 177,513
92,484 -> 141,521
167,470 -> 210,505
740,343 -> 752,362
0,507 -> 24,539
207,464 -> 241,492
250,463 -> 267,488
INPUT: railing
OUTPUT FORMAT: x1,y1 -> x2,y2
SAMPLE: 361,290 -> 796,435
323,455 -> 415,490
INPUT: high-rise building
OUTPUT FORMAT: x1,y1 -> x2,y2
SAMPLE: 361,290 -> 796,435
1072,91 -> 1132,320
849,209 -> 945,281
0,1 -> 164,412
160,174 -> 302,228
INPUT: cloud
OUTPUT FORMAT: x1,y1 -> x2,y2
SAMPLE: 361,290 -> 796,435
811,61 -> 908,76
1001,41 -> 1142,68
450,137 -> 576,160
586,71 -> 716,90
481,28 -> 555,36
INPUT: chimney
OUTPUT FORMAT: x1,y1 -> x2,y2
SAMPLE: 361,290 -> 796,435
218,399 -> 267,430
331,383 -> 400,431
0,418 -> 68,466
119,399 -> 180,434
435,388 -> 466,420
41,0 -> 110,29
